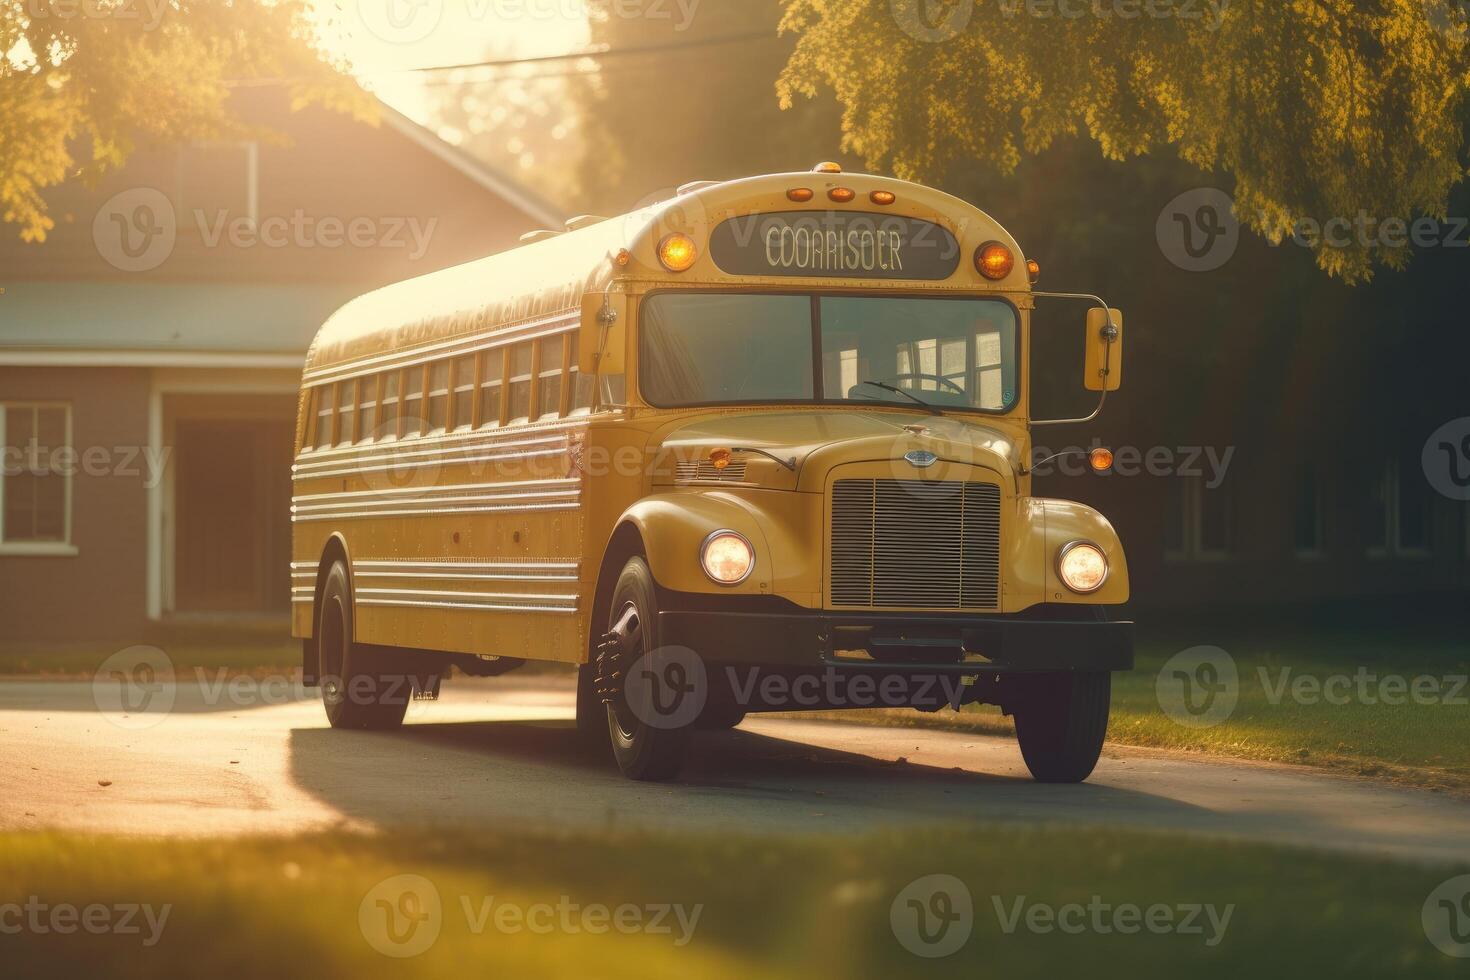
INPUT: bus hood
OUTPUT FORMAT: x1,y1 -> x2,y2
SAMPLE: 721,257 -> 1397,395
654,410 -> 1021,491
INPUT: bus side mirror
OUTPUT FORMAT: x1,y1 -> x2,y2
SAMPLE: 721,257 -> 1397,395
580,292 -> 626,374
1084,307 -> 1123,392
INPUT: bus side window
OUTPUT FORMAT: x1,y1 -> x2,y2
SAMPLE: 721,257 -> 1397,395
335,380 -> 354,446
312,386 -> 332,449
427,361 -> 450,433
403,365 -> 425,438
451,355 -> 474,430
357,375 -> 378,443
380,370 -> 402,438
536,336 -> 564,421
478,349 -> 504,428
508,344 -> 533,424
568,334 -> 594,415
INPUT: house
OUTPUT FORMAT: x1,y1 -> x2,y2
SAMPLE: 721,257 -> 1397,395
0,90 -> 560,640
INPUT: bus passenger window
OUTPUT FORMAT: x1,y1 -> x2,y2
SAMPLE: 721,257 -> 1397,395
568,335 -> 594,415
478,350 -> 504,427
451,355 -> 475,430
403,366 -> 425,437
508,344 -> 533,424
357,375 -> 378,443
312,387 -> 332,449
380,370 -> 402,437
427,361 -> 450,433
335,380 -> 354,446
536,336 -> 564,420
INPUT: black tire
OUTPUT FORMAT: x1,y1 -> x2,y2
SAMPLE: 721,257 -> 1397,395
602,557 -> 689,781
1012,671 -> 1111,783
316,560 -> 410,731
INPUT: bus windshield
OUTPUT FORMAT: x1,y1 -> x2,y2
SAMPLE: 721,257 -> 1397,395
639,292 -> 1019,413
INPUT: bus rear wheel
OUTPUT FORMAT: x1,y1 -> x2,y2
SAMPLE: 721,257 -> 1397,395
596,557 -> 689,781
317,560 -> 410,731
1011,671 -> 1111,783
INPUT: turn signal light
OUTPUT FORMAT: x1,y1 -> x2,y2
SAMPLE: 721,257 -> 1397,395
1089,447 -> 1113,472
869,190 -> 896,205
828,187 -> 855,203
787,188 -> 814,202
709,448 -> 732,471
1026,258 -> 1040,284
975,241 -> 1014,280
657,233 -> 698,272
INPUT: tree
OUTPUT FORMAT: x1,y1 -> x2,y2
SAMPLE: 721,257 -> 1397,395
777,0 -> 1470,281
0,0 -> 370,242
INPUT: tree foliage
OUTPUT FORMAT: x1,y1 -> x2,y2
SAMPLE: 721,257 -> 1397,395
778,0 -> 1470,280
0,0 -> 370,242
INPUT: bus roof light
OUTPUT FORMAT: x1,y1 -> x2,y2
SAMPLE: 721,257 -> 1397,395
828,187 -> 855,203
870,190 -> 896,205
657,233 -> 698,272
787,188 -> 814,202
813,162 -> 842,174
975,242 -> 1014,280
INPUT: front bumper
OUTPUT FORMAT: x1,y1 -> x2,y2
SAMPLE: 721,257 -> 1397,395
657,609 -> 1134,673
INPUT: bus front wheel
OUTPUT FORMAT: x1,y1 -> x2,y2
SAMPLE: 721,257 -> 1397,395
596,557 -> 689,781
1011,671 -> 1111,783
316,560 -> 410,731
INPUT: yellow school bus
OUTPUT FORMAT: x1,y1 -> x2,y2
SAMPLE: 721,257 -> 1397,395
291,164 -> 1131,783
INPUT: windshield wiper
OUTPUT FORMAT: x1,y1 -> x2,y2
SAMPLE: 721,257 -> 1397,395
851,380 -> 942,415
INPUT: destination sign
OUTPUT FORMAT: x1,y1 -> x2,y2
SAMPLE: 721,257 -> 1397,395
708,211 -> 961,280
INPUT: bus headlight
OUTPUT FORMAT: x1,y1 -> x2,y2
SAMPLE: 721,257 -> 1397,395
1056,541 -> 1108,594
701,530 -> 754,585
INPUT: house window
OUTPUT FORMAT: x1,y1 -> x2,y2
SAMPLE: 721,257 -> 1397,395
1164,476 -> 1231,561
1367,458 -> 1432,557
536,336 -> 565,421
451,355 -> 475,430
426,361 -> 450,433
1,403 -> 73,553
507,344 -> 534,424
1293,464 -> 1324,557
478,349 -> 504,427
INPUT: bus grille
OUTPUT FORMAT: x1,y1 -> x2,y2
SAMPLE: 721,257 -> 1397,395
830,479 -> 1001,610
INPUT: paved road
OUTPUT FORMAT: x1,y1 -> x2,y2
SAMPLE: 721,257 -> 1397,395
2,676 -> 1467,865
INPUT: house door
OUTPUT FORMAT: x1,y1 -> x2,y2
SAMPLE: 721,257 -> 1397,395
173,417 -> 292,612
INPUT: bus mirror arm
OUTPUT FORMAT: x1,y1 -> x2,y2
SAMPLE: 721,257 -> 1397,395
732,446 -> 797,473
1030,290 -> 1119,428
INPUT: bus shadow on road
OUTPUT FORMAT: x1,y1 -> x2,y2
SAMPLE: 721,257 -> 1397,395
286,718 -> 1210,836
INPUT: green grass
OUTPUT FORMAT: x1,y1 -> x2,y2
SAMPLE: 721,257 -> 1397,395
791,608 -> 1470,790
1,825 -> 1464,979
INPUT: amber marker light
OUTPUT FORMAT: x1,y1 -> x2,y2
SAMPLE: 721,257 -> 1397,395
1089,447 -> 1114,472
657,233 -> 698,272
615,248 -> 631,267
1026,258 -> 1040,284
787,188 -> 814,202
813,161 -> 842,173
870,190 -> 896,205
708,448 -> 732,471
975,241 -> 1014,280
828,187 -> 856,203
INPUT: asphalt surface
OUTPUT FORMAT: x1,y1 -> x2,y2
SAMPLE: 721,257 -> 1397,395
2,675 -> 1467,865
